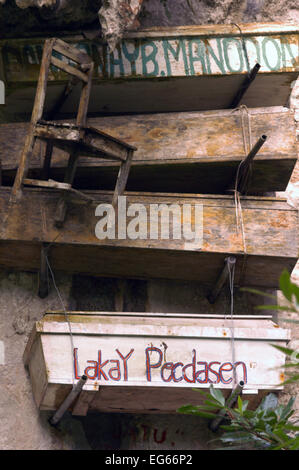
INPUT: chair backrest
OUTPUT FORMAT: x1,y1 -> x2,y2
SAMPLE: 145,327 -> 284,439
31,38 -> 94,128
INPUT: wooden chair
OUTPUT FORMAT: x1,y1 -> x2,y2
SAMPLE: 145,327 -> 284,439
10,38 -> 136,227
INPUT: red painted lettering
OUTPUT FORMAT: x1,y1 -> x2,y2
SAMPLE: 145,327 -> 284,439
97,350 -> 109,381
161,362 -> 173,382
234,361 -> 247,383
196,361 -> 208,383
145,347 -> 163,381
108,360 -> 121,381
208,361 -> 221,384
116,348 -> 134,381
182,349 -> 196,383
84,360 -> 98,379
172,362 -> 183,382
219,362 -> 233,384
153,428 -> 167,444
73,348 -> 81,380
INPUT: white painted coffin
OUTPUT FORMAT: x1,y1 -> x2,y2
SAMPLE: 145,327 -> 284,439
1,23 -> 298,120
24,312 -> 290,414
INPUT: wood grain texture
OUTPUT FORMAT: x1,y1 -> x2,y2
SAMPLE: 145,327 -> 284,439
1,107 -> 297,193
1,24 -> 298,119
0,187 -> 297,288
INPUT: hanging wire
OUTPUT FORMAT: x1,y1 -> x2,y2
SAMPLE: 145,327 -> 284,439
231,23 -> 251,73
226,258 -> 238,386
44,246 -> 76,386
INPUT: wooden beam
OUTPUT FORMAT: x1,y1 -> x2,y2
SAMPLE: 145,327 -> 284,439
0,187 -> 297,289
1,24 -> 298,119
1,108 -> 297,194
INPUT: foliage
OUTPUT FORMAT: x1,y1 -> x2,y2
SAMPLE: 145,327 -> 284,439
178,388 -> 299,450
178,270 -> 299,450
245,270 -> 299,385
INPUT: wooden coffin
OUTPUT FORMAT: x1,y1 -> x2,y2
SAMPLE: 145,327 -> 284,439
23,312 -> 290,414
0,107 -> 297,194
0,187 -> 297,288
0,23 -> 298,121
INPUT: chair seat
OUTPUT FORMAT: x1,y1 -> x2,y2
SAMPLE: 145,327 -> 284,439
35,121 -> 137,162
23,178 -> 95,203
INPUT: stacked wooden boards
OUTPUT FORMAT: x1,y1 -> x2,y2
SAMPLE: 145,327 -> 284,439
23,312 -> 290,414
0,24 -> 297,289
1,23 -> 298,414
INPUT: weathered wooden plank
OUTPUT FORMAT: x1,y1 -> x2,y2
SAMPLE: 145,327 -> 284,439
1,107 -> 297,193
23,312 -> 290,413
1,23 -> 298,120
0,187 -> 297,288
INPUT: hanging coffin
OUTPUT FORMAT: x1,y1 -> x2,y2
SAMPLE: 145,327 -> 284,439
23,312 -> 290,414
0,187 -> 297,288
0,106 -> 297,194
1,23 -> 298,121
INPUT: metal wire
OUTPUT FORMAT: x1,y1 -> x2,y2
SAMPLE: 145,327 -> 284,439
226,258 -> 238,386
231,23 -> 251,72
44,248 -> 76,386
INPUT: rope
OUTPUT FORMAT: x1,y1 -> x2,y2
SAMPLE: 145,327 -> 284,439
231,105 -> 251,284
224,104 -> 253,383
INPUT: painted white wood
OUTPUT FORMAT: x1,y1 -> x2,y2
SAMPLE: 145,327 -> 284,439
24,313 -> 290,412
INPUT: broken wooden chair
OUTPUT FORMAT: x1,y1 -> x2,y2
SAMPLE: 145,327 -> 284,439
10,37 -> 136,227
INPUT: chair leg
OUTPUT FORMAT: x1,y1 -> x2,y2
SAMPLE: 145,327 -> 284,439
54,150 -> 79,228
10,130 -> 36,203
112,149 -> 134,207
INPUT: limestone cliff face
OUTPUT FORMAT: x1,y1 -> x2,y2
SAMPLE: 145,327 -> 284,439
1,1 -> 298,48
140,0 -> 299,27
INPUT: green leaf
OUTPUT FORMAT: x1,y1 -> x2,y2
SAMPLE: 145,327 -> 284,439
209,386 -> 225,406
240,287 -> 277,300
279,270 -> 292,302
203,399 -> 224,409
187,410 -> 217,419
278,397 -> 295,421
271,344 -> 296,356
288,436 -> 299,450
279,270 -> 299,304
177,404 -> 217,419
177,404 -> 199,414
256,305 -> 295,312
258,393 -> 278,411
237,396 -> 244,415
